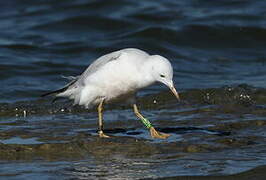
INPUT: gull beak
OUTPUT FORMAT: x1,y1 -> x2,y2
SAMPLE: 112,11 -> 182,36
165,80 -> 180,101
170,85 -> 180,101
161,80 -> 180,101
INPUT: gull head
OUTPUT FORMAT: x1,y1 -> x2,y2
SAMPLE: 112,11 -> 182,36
149,55 -> 180,101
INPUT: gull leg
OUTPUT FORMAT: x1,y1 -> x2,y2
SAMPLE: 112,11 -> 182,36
98,99 -> 110,138
133,104 -> 170,139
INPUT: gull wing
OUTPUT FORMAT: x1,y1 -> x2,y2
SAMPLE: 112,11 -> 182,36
83,50 -> 121,77
79,48 -> 149,81
76,50 -> 122,86
41,48 -> 149,99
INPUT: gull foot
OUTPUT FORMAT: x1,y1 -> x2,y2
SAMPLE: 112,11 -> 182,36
98,130 -> 110,138
150,127 -> 171,139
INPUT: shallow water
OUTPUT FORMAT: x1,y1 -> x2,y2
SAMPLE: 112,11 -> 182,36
1,0 -> 266,179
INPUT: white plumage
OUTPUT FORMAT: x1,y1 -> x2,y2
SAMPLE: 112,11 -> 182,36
43,48 -> 179,139
55,48 -> 175,107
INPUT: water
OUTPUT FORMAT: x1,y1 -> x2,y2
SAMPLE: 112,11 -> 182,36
1,0 -> 266,179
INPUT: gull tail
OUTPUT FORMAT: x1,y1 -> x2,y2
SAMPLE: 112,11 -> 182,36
41,75 -> 79,98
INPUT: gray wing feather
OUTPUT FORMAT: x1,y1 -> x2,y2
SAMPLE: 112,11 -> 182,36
68,48 -> 148,89
77,50 -> 122,85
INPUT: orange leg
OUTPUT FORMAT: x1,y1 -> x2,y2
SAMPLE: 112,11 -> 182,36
133,104 -> 170,139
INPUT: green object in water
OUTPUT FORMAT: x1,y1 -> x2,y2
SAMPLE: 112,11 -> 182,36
141,117 -> 153,129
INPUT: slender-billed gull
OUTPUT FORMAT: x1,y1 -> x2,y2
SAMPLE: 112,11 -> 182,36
42,48 -> 180,139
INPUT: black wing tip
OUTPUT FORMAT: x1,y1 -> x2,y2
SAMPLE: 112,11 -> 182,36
41,87 -> 67,97
41,76 -> 78,98
40,91 -> 53,97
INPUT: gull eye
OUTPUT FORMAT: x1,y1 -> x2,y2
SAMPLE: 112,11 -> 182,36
160,74 -> 165,78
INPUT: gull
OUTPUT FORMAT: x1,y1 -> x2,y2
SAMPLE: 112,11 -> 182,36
42,48 -> 180,139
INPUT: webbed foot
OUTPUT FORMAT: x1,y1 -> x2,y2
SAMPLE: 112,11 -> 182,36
99,130 -> 110,138
150,127 -> 171,139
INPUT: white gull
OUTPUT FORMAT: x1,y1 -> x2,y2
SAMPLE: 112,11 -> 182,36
42,48 -> 180,139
